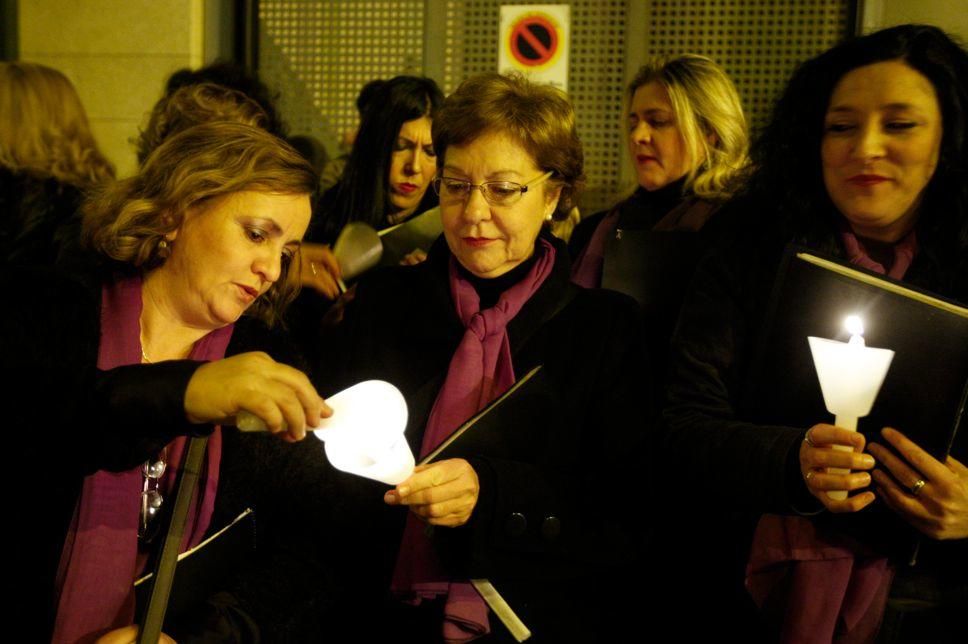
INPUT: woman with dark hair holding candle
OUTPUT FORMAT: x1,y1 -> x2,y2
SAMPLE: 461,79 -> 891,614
664,24 -> 968,641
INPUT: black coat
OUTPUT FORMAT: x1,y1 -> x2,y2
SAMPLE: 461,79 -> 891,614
662,206 -> 968,637
309,234 -> 651,641
2,265 -> 333,643
0,168 -> 84,267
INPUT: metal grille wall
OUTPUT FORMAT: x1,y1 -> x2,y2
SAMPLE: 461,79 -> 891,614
258,1 -> 426,154
647,0 -> 851,134
441,0 -> 630,211
257,0 -> 851,212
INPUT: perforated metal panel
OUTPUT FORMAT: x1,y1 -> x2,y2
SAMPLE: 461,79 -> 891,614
647,0 -> 851,133
442,1 -> 629,212
257,0 -> 851,211
259,1 -> 426,153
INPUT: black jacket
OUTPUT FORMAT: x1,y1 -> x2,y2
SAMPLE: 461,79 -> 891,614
309,234 -> 651,641
662,205 -> 968,636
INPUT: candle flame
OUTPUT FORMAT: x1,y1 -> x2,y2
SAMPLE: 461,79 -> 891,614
845,315 -> 864,337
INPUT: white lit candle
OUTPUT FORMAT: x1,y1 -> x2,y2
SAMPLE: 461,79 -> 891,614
808,315 -> 894,500
845,315 -> 865,346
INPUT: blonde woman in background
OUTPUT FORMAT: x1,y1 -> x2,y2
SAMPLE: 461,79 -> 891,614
0,61 -> 113,265
568,54 -> 754,638
570,53 -> 749,385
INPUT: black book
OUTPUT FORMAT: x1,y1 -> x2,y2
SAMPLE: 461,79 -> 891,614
744,246 -> 968,558
419,366 -> 544,643
134,509 -> 257,628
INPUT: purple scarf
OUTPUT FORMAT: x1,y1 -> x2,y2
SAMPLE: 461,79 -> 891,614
391,239 -> 556,643
747,230 -> 917,643
571,210 -> 618,289
52,276 -> 233,643
841,228 -> 918,280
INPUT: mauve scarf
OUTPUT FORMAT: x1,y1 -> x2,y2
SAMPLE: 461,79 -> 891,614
52,276 -> 233,643
391,239 -> 556,643
571,210 -> 618,289
746,227 -> 917,643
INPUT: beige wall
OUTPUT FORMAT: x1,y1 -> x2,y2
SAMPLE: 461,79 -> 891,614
19,0 -> 204,177
861,0 -> 968,42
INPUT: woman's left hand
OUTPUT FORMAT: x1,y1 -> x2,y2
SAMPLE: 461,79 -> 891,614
400,248 -> 427,266
868,427 -> 968,540
383,459 -> 480,527
299,242 -> 342,299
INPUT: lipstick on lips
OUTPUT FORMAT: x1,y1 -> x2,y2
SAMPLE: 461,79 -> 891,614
847,174 -> 890,187
396,182 -> 419,195
462,237 -> 494,248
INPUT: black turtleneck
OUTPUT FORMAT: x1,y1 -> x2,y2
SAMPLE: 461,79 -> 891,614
455,251 -> 540,310
616,177 -> 689,231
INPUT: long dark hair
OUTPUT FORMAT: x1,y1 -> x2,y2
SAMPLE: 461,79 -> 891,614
745,24 -> 968,296
315,76 -> 443,242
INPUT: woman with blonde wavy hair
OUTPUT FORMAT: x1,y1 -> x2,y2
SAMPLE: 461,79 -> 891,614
570,53 -> 749,384
12,120 -> 332,642
0,62 -> 114,264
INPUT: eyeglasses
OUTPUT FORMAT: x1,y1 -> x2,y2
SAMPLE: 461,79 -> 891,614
139,452 -> 167,543
433,170 -> 554,206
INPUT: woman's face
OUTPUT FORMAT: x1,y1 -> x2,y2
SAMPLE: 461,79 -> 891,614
387,115 -> 436,219
158,190 -> 311,329
439,130 -> 561,279
821,60 -> 943,242
628,81 -> 697,191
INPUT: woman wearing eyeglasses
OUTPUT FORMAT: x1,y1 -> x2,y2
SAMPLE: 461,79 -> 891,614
310,73 -> 647,641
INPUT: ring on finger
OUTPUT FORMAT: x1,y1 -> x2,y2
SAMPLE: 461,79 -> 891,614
804,430 -> 816,448
910,478 -> 926,497
310,262 -> 318,276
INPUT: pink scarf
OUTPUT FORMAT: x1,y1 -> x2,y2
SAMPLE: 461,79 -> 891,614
571,210 -> 618,289
841,228 -> 918,280
391,239 -> 556,643
52,276 -> 232,643
746,229 -> 918,643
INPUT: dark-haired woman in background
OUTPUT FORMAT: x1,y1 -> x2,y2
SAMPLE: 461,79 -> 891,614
664,24 -> 968,642
312,75 -> 444,244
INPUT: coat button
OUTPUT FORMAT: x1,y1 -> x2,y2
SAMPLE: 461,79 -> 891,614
541,516 -> 561,540
505,512 -> 527,537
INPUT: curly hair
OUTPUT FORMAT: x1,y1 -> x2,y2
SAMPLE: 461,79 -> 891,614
164,61 -> 287,138
0,62 -> 114,188
83,121 -> 316,326
747,24 -> 968,295
136,82 -> 269,165
629,55 -> 749,201
432,72 -> 584,220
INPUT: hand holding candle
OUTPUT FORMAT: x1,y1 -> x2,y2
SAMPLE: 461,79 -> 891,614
808,315 -> 894,501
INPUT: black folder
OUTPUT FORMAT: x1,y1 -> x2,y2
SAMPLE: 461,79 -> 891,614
745,246 -> 968,557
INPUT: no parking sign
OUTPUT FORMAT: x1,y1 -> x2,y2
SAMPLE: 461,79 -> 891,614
498,5 -> 570,90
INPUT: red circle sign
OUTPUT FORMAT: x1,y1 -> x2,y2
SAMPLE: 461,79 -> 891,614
509,15 -> 558,67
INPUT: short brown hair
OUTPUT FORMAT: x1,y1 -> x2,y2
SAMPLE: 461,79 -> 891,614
84,121 -> 316,326
136,82 -> 270,165
432,72 -> 584,219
